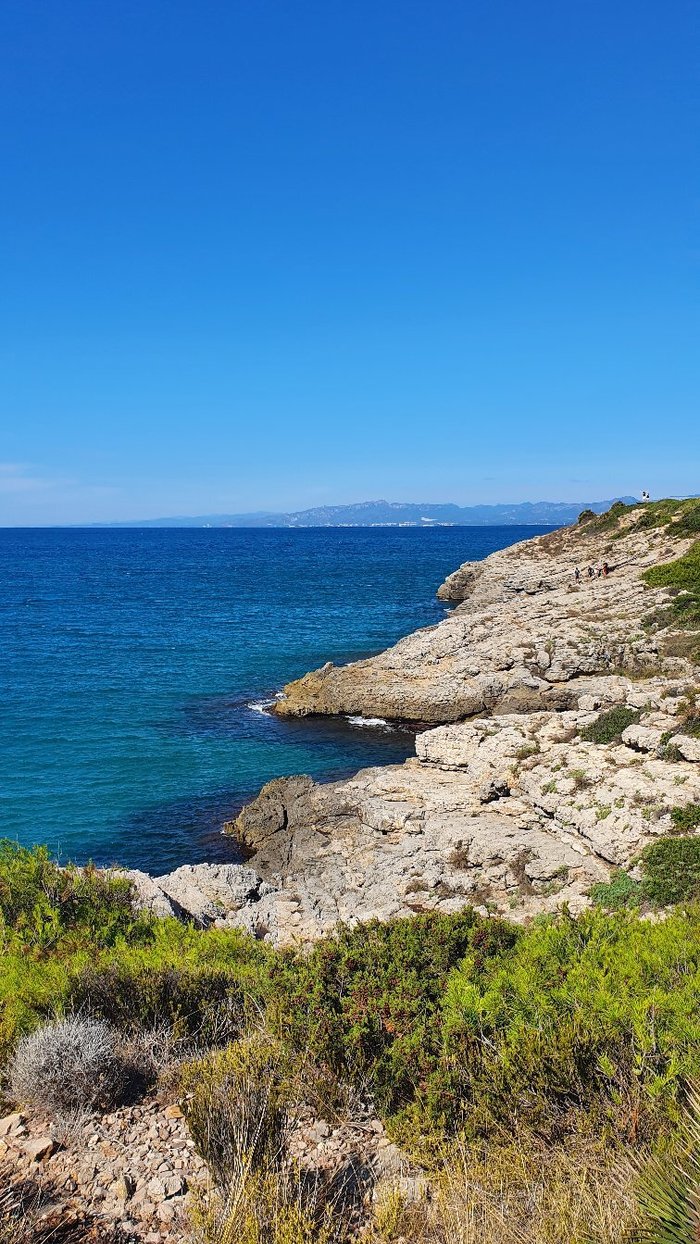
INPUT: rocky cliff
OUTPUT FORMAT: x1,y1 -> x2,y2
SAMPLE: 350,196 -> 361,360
128,500 -> 700,944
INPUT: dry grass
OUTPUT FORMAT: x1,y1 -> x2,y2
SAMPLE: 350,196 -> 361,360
362,1135 -> 641,1244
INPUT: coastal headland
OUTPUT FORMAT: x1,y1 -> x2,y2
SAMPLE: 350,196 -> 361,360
127,498 -> 700,943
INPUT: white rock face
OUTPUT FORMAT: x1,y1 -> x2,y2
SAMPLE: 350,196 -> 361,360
272,518 -> 696,723
670,734 -> 700,763
127,696 -> 700,944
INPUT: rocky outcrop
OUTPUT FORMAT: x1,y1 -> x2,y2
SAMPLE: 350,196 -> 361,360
272,515 -> 695,723
125,677 -> 700,945
127,506 -> 700,946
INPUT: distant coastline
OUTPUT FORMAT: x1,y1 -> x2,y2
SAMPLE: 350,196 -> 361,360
81,496 -> 638,529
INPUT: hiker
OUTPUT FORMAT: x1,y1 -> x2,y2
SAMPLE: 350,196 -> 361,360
587,566 -> 595,578
641,489 -> 650,502
602,561 -> 609,577
574,567 -> 581,582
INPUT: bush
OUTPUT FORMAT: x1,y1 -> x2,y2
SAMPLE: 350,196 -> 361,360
182,1032 -> 292,1187
441,908 -> 700,1142
266,911 -> 518,1125
9,1017 -> 129,1114
579,706 -> 640,744
643,541 -> 700,633
0,841 -> 142,949
640,837 -> 700,906
0,842 -> 271,1063
589,870 -> 643,911
670,803 -> 700,834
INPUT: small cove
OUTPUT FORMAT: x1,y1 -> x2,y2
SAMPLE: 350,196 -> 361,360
0,525 -> 552,872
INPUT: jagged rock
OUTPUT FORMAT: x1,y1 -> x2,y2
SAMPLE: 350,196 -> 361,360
0,1113 -> 25,1138
120,511 -> 699,945
621,725 -> 664,752
23,1135 -> 56,1162
669,734 -> 700,762
272,518 -> 696,723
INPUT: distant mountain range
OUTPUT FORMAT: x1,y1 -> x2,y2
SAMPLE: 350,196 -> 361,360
93,498 -> 639,528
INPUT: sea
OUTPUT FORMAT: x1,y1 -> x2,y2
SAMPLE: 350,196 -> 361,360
0,526 -> 552,874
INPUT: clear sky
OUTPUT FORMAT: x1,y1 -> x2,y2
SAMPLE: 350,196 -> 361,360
1,0 -> 697,524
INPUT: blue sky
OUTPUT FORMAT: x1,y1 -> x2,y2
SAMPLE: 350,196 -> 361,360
1,0 -> 697,523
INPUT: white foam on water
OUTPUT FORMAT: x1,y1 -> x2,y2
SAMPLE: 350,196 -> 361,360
346,715 -> 389,728
247,695 -> 282,715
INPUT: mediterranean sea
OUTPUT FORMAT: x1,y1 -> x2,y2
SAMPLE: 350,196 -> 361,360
0,526 -> 552,873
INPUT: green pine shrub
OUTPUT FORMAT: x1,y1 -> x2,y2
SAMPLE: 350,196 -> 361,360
589,870 -> 643,911
640,837 -> 700,906
580,707 -> 640,744
643,542 -> 700,634
441,908 -> 700,1142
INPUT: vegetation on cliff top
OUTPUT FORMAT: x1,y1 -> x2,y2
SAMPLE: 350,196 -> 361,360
580,495 -> 700,538
5,840 -> 700,1240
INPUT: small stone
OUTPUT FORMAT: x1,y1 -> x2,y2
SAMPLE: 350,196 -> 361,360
24,1136 -> 56,1163
111,1175 -> 135,1201
0,1112 -> 25,1137
162,1174 -> 186,1198
164,1105 -> 184,1119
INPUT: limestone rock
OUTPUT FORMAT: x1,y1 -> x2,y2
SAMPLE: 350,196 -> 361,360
621,725 -> 664,753
0,1113 -> 25,1138
23,1135 -> 56,1162
272,519 -> 696,723
670,734 -> 700,763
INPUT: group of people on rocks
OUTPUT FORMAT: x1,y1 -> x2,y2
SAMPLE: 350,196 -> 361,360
574,562 -> 609,582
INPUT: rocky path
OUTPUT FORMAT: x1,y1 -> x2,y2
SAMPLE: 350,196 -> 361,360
0,1099 -> 419,1243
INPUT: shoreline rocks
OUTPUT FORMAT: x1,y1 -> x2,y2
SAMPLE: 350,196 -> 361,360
123,509 -> 700,946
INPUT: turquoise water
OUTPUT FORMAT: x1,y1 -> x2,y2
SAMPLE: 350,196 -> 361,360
0,526 -> 550,872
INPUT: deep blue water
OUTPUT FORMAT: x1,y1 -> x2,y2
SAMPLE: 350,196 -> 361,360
0,526 -> 551,873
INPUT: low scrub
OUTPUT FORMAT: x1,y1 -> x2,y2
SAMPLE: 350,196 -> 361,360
0,842 -> 271,1063
9,1017 -> 129,1114
591,834 -> 700,911
266,911 -> 518,1127
643,541 -> 700,635
641,836 -> 700,906
579,706 -> 640,744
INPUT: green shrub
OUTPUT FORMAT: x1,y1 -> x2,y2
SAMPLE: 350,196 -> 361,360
0,841 -> 141,950
442,908 -> 700,1140
579,706 -> 640,744
643,541 -> 700,633
266,911 -> 518,1124
670,804 -> 700,834
0,842 -> 271,1063
589,870 -> 643,911
641,837 -> 700,905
